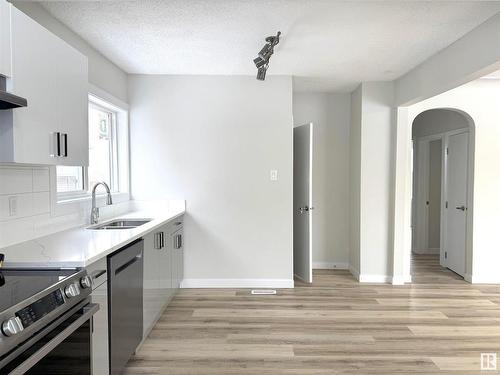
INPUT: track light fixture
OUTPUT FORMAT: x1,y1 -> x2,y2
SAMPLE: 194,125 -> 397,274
254,31 -> 281,81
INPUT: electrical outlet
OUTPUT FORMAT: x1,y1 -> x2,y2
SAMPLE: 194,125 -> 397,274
270,169 -> 278,181
8,196 -> 17,216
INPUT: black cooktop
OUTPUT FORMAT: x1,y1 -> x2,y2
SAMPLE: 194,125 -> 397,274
0,269 -> 78,312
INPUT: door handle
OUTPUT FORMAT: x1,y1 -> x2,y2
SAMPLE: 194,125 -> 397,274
299,206 -> 314,213
455,205 -> 466,211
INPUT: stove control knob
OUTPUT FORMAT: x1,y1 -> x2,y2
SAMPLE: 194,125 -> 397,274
2,316 -> 24,337
80,276 -> 93,289
64,283 -> 80,298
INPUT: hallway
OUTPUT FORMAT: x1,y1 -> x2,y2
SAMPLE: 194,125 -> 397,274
411,253 -> 465,284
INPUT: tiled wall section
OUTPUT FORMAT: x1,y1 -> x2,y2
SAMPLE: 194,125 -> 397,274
0,166 -> 51,247
0,167 -> 50,220
0,165 -> 132,248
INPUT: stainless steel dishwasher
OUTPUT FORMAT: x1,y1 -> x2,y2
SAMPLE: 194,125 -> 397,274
107,239 -> 144,375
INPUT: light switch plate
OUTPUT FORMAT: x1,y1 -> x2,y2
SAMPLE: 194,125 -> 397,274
270,170 -> 278,181
8,196 -> 17,216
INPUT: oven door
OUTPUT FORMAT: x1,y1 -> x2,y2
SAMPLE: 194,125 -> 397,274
1,301 -> 99,375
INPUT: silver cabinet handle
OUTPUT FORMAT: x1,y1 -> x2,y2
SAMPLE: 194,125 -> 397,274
456,205 -> 466,211
61,133 -> 68,157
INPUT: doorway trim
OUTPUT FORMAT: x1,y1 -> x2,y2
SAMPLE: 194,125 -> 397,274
412,127 -> 471,275
394,107 -> 475,284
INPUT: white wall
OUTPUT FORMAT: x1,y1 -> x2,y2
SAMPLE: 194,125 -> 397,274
12,1 -> 128,103
359,82 -> 395,281
292,93 -> 350,269
405,79 -> 500,283
129,75 -> 294,287
349,85 -> 362,277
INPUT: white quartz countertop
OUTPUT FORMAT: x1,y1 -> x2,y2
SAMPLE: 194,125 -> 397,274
0,205 -> 185,268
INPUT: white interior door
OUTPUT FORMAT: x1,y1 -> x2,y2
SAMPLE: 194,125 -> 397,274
293,123 -> 313,283
444,132 -> 468,276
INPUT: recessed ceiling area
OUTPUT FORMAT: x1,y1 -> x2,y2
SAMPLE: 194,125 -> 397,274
38,0 -> 500,92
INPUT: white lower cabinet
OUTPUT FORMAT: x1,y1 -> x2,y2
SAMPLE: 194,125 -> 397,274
143,216 -> 184,339
87,257 -> 109,375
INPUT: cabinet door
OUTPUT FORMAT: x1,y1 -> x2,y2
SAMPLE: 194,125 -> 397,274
10,7 -> 59,164
158,224 -> 174,303
91,279 -> 109,375
56,43 -> 88,166
142,231 -> 162,338
0,0 -> 11,78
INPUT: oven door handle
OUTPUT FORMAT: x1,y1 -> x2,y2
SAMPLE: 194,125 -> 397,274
9,303 -> 99,375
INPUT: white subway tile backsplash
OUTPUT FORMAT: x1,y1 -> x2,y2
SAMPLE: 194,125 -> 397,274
0,165 -> 132,248
0,193 -> 33,220
33,168 -> 50,192
0,168 -> 33,195
32,192 -> 50,215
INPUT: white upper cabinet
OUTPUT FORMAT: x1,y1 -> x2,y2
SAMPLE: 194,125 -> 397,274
0,0 -> 11,77
0,4 -> 88,166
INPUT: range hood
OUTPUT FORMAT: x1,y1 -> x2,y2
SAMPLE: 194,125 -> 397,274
0,90 -> 27,109
0,77 -> 27,110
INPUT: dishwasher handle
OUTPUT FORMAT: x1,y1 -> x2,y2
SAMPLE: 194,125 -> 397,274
114,254 -> 142,276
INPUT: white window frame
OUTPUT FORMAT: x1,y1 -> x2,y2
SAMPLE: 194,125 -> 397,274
54,88 -> 130,205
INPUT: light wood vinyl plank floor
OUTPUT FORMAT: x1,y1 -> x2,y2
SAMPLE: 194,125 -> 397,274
125,254 -> 500,374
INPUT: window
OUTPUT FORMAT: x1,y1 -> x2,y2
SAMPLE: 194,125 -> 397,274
88,103 -> 118,191
56,94 -> 128,199
56,166 -> 84,193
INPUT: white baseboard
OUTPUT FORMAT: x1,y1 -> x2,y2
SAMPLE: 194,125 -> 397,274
358,274 -> 391,283
413,248 -> 440,255
181,278 -> 295,289
467,274 -> 500,284
312,262 -> 349,270
391,274 -> 412,285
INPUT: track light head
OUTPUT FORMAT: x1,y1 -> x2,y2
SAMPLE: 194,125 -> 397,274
253,57 -> 267,68
258,44 -> 273,61
254,31 -> 281,81
256,66 -> 267,81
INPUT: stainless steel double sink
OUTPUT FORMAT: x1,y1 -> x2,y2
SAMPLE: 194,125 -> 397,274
88,219 -> 152,230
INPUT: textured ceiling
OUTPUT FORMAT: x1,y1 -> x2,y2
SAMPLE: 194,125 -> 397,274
39,0 -> 500,92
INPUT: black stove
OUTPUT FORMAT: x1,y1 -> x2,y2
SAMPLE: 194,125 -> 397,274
0,267 -> 94,371
0,269 -> 78,312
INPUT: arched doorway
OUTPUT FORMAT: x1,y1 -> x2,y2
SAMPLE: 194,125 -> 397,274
410,108 -> 475,282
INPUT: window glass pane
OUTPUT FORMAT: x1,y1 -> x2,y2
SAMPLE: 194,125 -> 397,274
88,105 -> 115,190
56,166 -> 84,193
